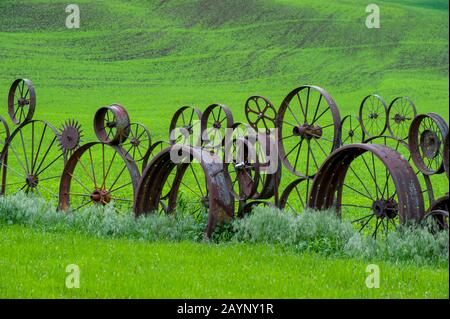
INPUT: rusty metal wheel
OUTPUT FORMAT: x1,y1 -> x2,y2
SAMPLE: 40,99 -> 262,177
428,195 -> 449,214
59,142 -> 140,213
94,104 -> 130,145
0,115 -> 10,150
276,85 -> 341,177
1,120 -> 65,201
408,113 -> 448,175
279,177 -> 312,213
245,95 -> 277,134
444,133 -> 449,179
169,106 -> 202,146
59,119 -> 83,159
423,210 -> 449,231
340,115 -> 364,145
134,145 -> 234,238
308,144 -> 424,239
121,122 -> 152,164
8,78 -> 36,125
364,135 -> 435,209
201,104 -> 234,148
387,97 -> 417,140
359,94 -> 388,138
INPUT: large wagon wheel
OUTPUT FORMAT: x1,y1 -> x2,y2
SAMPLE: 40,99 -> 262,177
276,85 -> 341,178
408,113 -> 448,175
340,115 -> 364,145
1,120 -> 65,201
94,104 -> 130,145
364,135 -> 435,209
387,97 -> 417,140
245,95 -> 277,134
0,115 -> 10,149
59,142 -> 140,213
8,78 -> 36,125
359,94 -> 388,138
134,145 -> 234,237
201,104 -> 234,149
169,106 -> 202,146
121,122 -> 152,165
308,144 -> 424,239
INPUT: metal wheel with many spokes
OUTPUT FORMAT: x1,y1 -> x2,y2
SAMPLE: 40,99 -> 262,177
1,120 -> 65,201
408,113 -> 448,175
359,94 -> 388,138
169,106 -> 202,146
387,97 -> 417,140
121,122 -> 152,164
308,144 -> 424,239
59,142 -> 140,213
201,104 -> 234,149
94,104 -> 130,145
245,95 -> 277,134
276,85 -> 341,177
8,78 -> 36,125
141,140 -> 170,171
279,177 -> 312,213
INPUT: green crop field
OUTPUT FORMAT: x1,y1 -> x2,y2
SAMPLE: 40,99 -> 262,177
0,0 -> 448,298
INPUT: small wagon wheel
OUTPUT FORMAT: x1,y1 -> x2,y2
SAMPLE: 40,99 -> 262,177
59,119 -> 83,159
245,95 -> 277,134
340,115 -> 364,145
279,177 -> 312,213
387,97 -> 417,140
424,195 -> 449,231
59,142 -> 140,213
364,135 -> 435,209
359,94 -> 388,138
1,120 -> 65,200
94,104 -> 130,145
408,113 -> 448,175
224,136 -> 260,201
308,144 -> 424,239
169,106 -> 202,145
8,78 -> 36,125
443,133 -> 449,179
276,85 -> 341,177
121,122 -> 152,163
201,103 -> 234,149
423,210 -> 449,231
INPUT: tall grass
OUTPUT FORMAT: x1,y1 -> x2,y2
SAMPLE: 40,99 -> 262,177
0,193 -> 448,266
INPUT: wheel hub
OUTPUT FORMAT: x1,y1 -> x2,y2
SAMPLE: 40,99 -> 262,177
17,97 -> 29,107
348,129 -> 354,137
369,113 -> 379,119
213,121 -> 221,129
130,137 -> 140,147
91,189 -> 112,205
420,130 -> 440,159
394,113 -> 405,124
293,124 -> 323,139
106,121 -> 116,129
372,199 -> 398,219
25,174 -> 39,188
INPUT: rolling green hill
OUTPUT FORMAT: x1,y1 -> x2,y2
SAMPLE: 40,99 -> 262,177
0,0 -> 448,144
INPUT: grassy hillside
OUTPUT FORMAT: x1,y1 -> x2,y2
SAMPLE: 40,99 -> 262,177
0,0 -> 448,145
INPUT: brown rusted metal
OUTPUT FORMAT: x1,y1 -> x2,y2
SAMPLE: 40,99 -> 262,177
169,106 -> 202,146
245,95 -> 277,134
59,142 -> 140,212
408,113 -> 448,175
308,144 -> 424,238
201,103 -> 234,148
387,97 -> 417,140
276,85 -> 341,177
94,104 -> 131,145
423,210 -> 449,231
120,122 -> 152,165
8,78 -> 36,125
359,94 -> 388,138
134,145 -> 234,238
279,177 -> 309,211
443,133 -> 449,179
340,115 -> 365,145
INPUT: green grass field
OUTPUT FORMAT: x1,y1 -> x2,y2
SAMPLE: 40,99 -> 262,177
0,0 -> 448,298
0,224 -> 448,298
